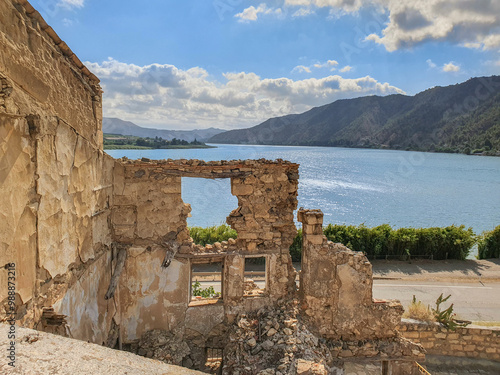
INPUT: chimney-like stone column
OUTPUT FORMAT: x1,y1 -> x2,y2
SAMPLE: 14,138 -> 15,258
297,208 -> 325,247
297,209 -> 330,306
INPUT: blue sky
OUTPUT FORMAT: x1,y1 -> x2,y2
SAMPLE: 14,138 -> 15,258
31,0 -> 500,130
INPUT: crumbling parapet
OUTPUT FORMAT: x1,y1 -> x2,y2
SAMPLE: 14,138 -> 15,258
298,208 -> 404,341
112,158 -> 299,251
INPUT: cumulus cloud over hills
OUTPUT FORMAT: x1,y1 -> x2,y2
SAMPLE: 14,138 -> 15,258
87,58 -> 404,129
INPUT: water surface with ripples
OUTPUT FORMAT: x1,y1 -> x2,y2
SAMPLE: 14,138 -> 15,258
107,144 -> 500,235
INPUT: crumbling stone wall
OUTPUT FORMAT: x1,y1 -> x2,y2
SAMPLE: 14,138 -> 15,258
0,0 -> 116,345
111,158 -> 299,343
298,209 -> 404,341
1,1 -> 425,372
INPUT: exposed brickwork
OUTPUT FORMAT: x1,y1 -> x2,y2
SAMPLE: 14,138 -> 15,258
1,0 -> 114,345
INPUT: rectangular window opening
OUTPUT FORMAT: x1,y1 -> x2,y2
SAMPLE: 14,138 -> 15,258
205,348 -> 223,372
182,177 -> 238,248
190,260 -> 223,305
244,256 -> 266,297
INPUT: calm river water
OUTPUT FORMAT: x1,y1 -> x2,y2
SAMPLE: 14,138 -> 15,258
107,145 -> 500,235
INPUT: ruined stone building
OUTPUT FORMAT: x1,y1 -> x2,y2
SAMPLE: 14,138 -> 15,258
0,1 -> 425,373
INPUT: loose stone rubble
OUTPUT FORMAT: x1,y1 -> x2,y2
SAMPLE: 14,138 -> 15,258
223,300 -> 342,374
0,1 -> 425,374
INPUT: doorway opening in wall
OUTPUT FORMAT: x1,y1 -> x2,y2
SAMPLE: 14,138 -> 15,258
244,256 -> 267,297
182,177 -> 238,246
204,347 -> 223,373
190,259 -> 223,305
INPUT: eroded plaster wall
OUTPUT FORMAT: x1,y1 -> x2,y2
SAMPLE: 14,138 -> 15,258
0,0 -> 116,344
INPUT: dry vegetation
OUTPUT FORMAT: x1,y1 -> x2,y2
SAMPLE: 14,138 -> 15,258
403,296 -> 434,322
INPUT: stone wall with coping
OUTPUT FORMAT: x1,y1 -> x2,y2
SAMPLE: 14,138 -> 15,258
0,0 -> 116,346
400,319 -> 500,362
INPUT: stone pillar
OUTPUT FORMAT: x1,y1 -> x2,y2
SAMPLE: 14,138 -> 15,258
297,209 -> 324,247
297,209 -> 335,331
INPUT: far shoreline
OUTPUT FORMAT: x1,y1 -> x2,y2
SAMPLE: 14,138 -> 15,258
206,142 -> 500,157
103,144 -> 217,150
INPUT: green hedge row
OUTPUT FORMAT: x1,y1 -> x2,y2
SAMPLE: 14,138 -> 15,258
189,224 -> 500,261
478,225 -> 500,259
322,224 -> 475,261
291,224 -> 479,261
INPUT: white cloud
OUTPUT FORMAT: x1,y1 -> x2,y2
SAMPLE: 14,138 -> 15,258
285,0 -> 365,13
59,0 -> 84,9
62,18 -> 74,27
235,5 -> 262,22
86,58 -> 404,130
368,1 -> 500,51
426,59 -> 436,68
312,59 -> 339,70
235,4 -> 283,22
293,60 -> 339,73
285,0 -> 311,5
292,65 -> 312,73
340,65 -> 352,72
292,8 -> 313,17
281,0 -> 500,51
442,62 -> 460,72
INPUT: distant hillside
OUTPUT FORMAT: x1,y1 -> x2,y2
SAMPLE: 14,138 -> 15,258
209,76 -> 500,155
103,118 -> 225,142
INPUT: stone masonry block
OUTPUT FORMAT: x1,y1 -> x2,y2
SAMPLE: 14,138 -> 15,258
231,182 -> 253,196
112,206 -> 136,226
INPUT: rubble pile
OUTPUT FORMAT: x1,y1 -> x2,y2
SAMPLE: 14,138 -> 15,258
223,300 -> 343,375
243,278 -> 264,297
133,330 -> 191,366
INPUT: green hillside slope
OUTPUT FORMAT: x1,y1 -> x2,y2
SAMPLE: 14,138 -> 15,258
209,76 -> 500,155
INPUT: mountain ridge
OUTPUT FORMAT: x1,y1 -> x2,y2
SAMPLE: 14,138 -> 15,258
102,118 -> 225,142
209,76 -> 500,155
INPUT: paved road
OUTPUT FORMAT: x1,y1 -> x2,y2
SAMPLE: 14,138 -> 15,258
194,259 -> 500,322
373,279 -> 500,322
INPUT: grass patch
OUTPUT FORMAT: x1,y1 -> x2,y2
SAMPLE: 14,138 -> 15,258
403,295 -> 434,322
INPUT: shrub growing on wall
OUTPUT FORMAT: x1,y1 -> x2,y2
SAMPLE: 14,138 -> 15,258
478,225 -> 500,259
